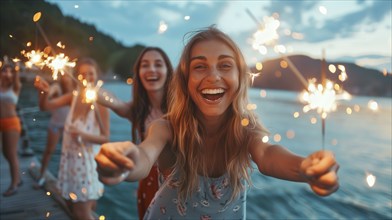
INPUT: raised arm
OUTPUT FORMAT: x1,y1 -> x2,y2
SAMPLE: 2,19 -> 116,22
95,119 -> 172,185
96,88 -> 131,118
250,139 -> 339,196
34,76 -> 72,111
12,68 -> 22,95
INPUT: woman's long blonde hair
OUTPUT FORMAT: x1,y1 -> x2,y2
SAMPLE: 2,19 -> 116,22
167,26 -> 268,202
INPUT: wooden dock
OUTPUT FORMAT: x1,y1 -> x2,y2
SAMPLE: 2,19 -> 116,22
0,151 -> 72,220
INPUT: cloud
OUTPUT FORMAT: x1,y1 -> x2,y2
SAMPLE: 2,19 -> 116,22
262,0 -> 392,44
47,0 -> 390,71
315,1 -> 390,40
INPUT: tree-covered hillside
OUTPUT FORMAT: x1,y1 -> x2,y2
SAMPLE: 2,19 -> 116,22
0,0 -> 144,79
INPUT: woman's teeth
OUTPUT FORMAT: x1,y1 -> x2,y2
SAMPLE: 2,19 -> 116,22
201,88 -> 225,101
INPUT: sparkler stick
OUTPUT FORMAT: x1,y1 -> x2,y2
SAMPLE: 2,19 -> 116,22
245,8 -> 264,28
31,12 -> 105,135
33,12 -> 57,55
246,9 -> 351,151
281,55 -> 309,89
32,12 -> 79,83
246,9 -> 309,91
321,49 -> 327,149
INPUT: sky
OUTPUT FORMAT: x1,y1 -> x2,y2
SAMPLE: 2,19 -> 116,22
46,0 -> 391,73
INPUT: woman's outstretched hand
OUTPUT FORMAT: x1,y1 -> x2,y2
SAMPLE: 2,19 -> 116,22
95,141 -> 138,185
300,150 -> 339,196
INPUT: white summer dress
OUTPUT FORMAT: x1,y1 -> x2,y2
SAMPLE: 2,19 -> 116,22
57,95 -> 104,202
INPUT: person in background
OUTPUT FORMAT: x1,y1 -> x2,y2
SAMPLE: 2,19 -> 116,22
95,27 -> 339,219
0,62 -> 23,197
34,58 -> 110,220
34,73 -> 74,188
97,47 -> 173,220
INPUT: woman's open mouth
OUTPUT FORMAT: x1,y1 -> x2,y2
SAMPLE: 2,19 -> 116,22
201,88 -> 225,101
146,76 -> 159,82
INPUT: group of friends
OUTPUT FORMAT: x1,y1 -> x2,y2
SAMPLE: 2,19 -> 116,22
1,27 -> 339,220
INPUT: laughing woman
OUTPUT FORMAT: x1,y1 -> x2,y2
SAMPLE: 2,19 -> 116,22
0,62 -> 23,197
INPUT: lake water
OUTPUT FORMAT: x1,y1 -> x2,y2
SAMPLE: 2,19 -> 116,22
18,82 -> 391,220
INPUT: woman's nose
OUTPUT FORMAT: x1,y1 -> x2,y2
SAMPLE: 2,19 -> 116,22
206,67 -> 221,82
148,65 -> 156,72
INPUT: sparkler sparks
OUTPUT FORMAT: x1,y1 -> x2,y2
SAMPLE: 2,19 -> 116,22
83,80 -> 103,103
248,72 -> 261,85
301,79 -> 337,116
21,50 -> 46,69
250,15 -> 280,55
366,173 -> 376,187
45,53 -> 76,80
300,77 -> 351,148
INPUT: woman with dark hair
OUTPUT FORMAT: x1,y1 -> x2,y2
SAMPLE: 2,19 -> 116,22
0,62 -> 23,197
97,47 -> 173,219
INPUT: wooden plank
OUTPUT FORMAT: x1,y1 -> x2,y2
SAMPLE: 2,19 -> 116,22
0,150 -> 72,220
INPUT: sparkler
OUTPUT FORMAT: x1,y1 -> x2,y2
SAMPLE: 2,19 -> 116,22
248,72 -> 261,85
246,9 -> 351,149
83,79 -> 103,104
45,53 -> 76,80
33,12 -> 56,55
31,12 -> 79,82
246,9 -> 309,90
300,52 -> 351,149
21,49 -> 46,69
30,11 -> 106,135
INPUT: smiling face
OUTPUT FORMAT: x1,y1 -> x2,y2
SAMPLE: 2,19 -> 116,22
0,66 -> 13,87
139,50 -> 168,93
188,39 -> 239,118
78,64 -> 97,83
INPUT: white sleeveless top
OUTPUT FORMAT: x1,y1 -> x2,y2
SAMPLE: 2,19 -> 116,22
0,87 -> 18,104
57,93 -> 104,202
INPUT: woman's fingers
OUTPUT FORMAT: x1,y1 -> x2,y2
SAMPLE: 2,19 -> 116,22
95,142 -> 136,178
310,181 -> 339,196
95,152 -> 124,177
308,168 -> 339,189
302,151 -> 340,196
302,151 -> 337,177
98,171 -> 130,185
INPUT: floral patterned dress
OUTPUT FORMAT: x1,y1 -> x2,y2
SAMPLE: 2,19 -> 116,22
144,171 -> 247,219
57,96 -> 104,202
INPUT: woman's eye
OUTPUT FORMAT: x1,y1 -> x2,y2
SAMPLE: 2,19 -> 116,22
193,64 -> 206,70
219,62 -> 232,70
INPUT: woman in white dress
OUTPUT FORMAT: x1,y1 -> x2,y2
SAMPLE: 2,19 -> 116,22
34,58 -> 110,220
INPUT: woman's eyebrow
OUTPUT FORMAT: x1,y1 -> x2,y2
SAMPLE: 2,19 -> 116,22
190,54 -> 234,62
218,54 -> 234,60
190,56 -> 206,62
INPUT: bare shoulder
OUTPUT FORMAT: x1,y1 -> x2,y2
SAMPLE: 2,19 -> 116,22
248,135 -> 270,161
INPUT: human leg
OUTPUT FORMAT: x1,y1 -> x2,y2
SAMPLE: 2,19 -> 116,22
39,128 -> 61,179
70,200 -> 96,220
2,130 -> 21,196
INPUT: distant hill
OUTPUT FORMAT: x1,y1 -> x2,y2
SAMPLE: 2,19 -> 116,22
251,55 -> 391,97
2,1 -> 390,97
0,0 -> 145,79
